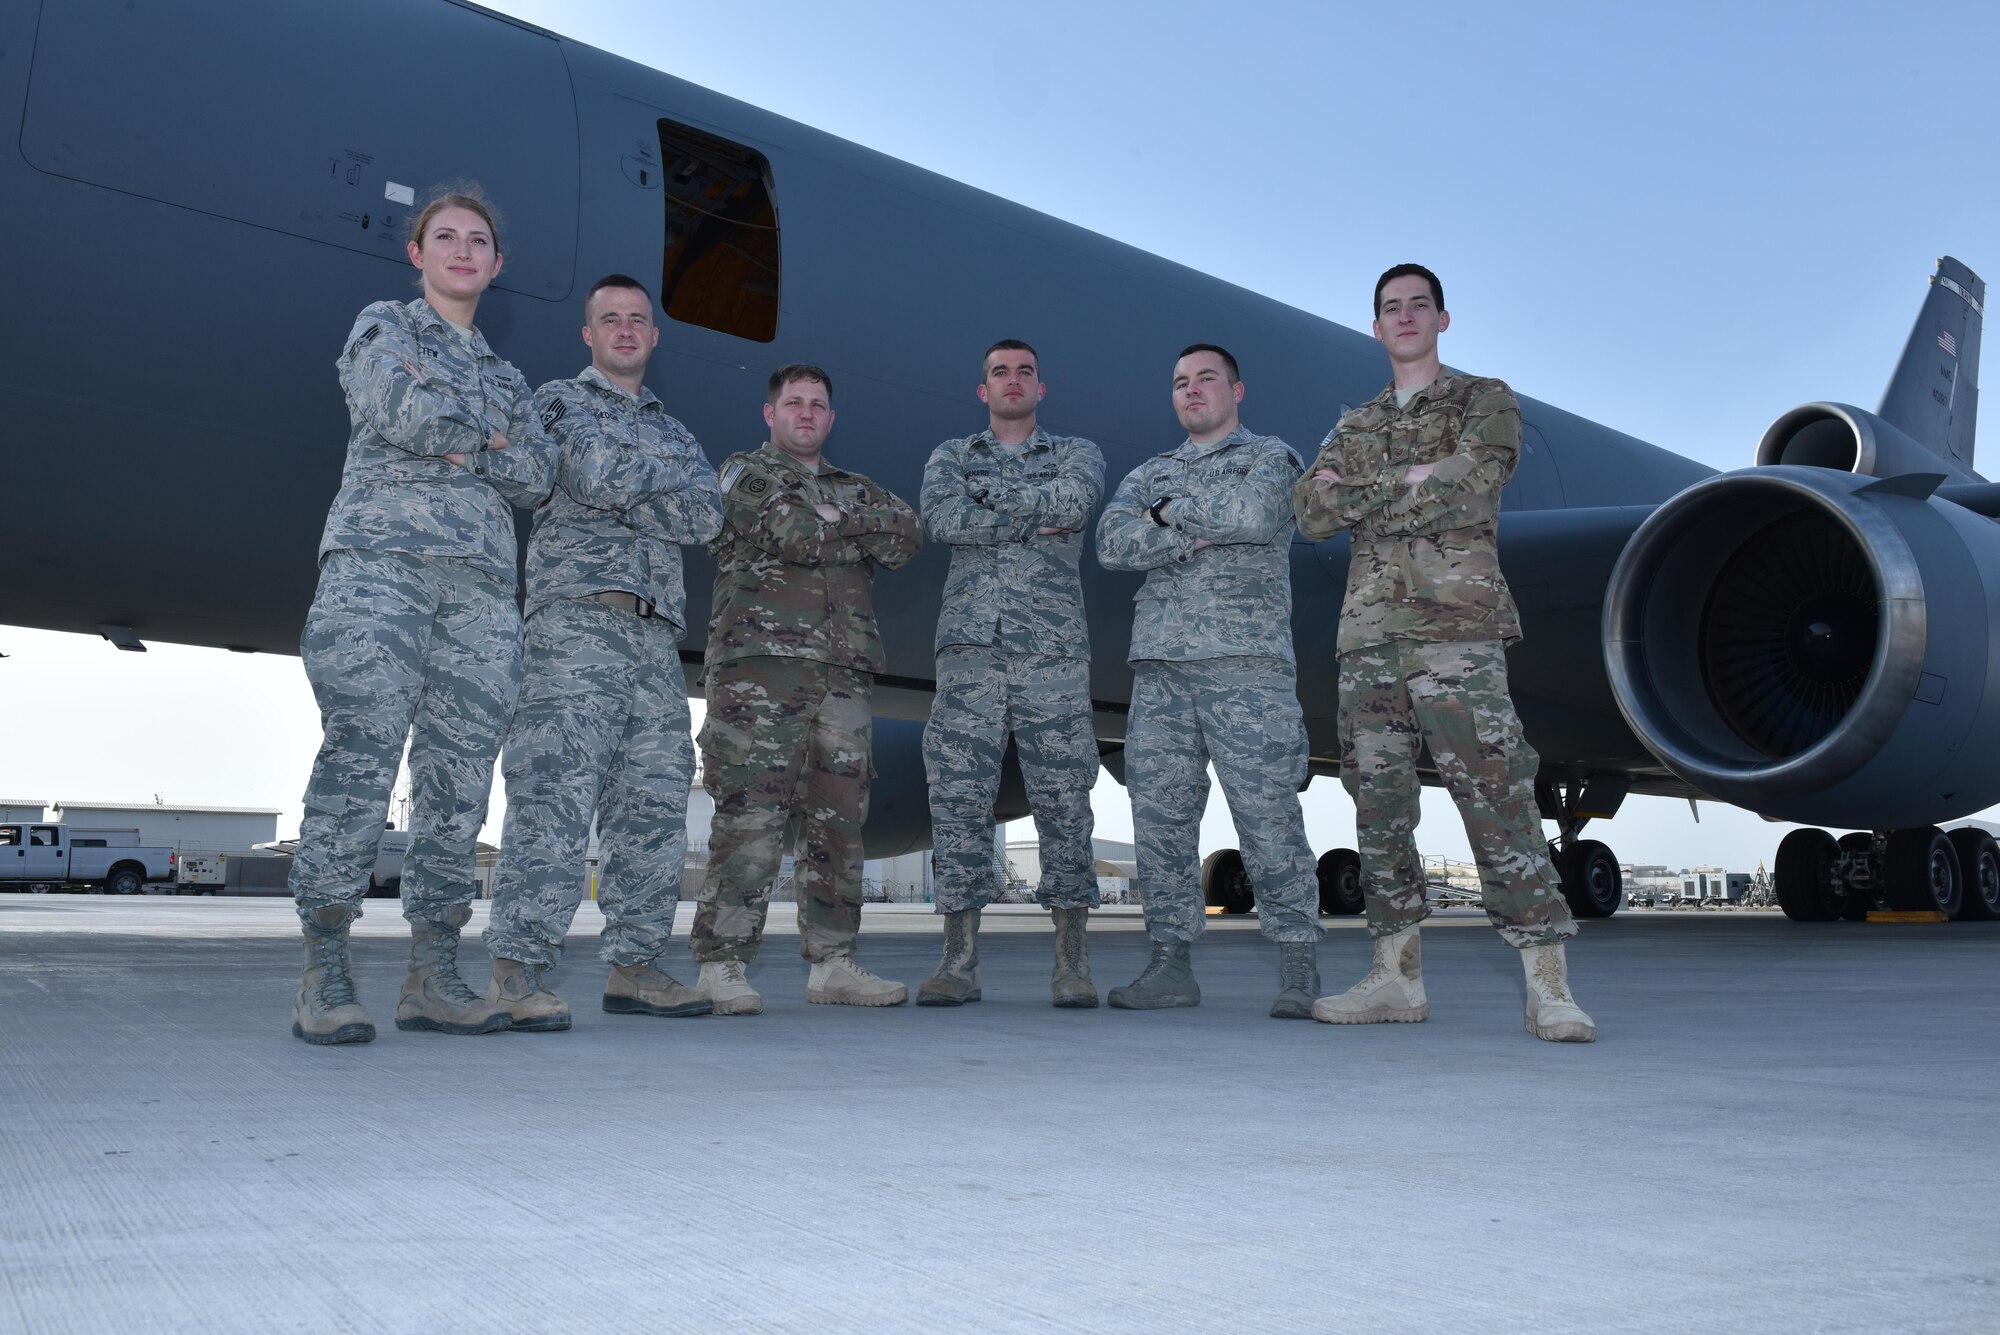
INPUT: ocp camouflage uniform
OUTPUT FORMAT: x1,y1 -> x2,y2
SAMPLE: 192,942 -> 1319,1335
1294,369 -> 1575,948
1096,424 -> 1321,945
290,297 -> 551,923
921,426 -> 1105,914
694,441 -> 921,963
483,367 -> 723,969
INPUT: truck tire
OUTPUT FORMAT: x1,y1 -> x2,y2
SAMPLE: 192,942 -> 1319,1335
105,866 -> 145,896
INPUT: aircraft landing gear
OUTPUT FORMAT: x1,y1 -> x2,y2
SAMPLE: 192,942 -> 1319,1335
1775,825 -> 1971,921
1200,849 -> 1255,915
1536,778 -> 1625,918
1316,848 -> 1363,916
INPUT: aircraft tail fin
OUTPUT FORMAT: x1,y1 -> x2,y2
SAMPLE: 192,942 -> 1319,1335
1878,256 -> 1983,474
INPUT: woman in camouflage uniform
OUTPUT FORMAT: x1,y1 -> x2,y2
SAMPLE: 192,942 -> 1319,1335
288,185 -> 551,1045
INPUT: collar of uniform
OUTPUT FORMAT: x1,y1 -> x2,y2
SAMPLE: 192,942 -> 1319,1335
753,438 -> 857,481
576,364 -> 661,412
407,297 -> 497,361
969,424 -> 1052,455
1376,366 -> 1468,415
1173,421 -> 1256,460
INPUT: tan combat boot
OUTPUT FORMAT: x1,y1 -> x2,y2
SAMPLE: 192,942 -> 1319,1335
1522,941 -> 1597,1042
1311,925 -> 1427,1024
292,902 -> 376,1045
488,957 -> 572,1032
917,908 -> 982,1006
807,952 -> 908,1006
1051,906 -> 1098,1008
396,904 -> 512,1035
603,962 -> 713,1017
697,960 -> 762,1016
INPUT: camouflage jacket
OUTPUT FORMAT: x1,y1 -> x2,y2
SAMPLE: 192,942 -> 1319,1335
921,425 -> 1104,658
523,367 -> 722,631
1292,369 -> 1523,655
1096,423 -> 1303,665
706,440 -> 922,673
321,297 -> 551,581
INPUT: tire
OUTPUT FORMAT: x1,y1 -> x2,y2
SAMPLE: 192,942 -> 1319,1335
105,866 -> 145,897
1883,826 -> 1962,917
1558,839 -> 1623,918
1945,829 -> 2000,921
1775,828 -> 1838,922
1200,849 -> 1255,915
1316,848 -> 1363,916
1834,833 -> 1875,921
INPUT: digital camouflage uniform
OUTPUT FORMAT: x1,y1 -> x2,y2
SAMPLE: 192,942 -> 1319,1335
921,426 -> 1105,914
1293,369 -> 1575,949
694,441 -> 921,963
1096,424 -> 1321,945
483,366 -> 723,969
290,297 -> 551,923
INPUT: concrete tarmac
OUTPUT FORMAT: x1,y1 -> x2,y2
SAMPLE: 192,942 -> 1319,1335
2,897 -> 1996,1334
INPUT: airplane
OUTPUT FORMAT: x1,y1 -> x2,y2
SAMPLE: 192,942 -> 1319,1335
2,0 -> 1991,927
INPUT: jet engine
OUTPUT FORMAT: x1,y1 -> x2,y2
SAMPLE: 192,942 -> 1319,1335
1756,402 -> 1980,485
1602,464 -> 2000,829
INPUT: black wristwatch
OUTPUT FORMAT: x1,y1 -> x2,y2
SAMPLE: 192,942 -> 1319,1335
1149,497 -> 1172,527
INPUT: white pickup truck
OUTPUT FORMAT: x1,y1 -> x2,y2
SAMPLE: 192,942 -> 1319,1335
0,823 -> 176,894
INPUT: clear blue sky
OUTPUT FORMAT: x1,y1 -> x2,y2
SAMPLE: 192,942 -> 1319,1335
5,0 -> 1998,872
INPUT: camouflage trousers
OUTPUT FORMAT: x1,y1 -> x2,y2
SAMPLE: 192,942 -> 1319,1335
1126,657 -> 1321,944
1338,638 -> 1576,948
925,648 -> 1099,914
693,657 -> 871,964
289,549 -> 520,923
483,599 -> 694,968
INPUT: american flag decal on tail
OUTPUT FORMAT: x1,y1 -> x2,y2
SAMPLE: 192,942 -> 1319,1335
1939,330 -> 1958,358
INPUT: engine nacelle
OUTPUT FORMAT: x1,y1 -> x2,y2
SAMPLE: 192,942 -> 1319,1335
1756,402 -> 1981,485
1603,466 -> 2000,828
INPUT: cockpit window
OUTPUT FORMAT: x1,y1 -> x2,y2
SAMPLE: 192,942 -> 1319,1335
655,120 -> 780,343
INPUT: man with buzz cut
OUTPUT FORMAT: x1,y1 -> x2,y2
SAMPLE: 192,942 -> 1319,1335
1096,344 -> 1323,1017
482,273 -> 722,1029
692,364 -> 923,1012
917,339 -> 1106,1008
1293,262 -> 1594,1042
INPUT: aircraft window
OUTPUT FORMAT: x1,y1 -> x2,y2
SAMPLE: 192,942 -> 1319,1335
30,827 -> 57,847
0,827 -> 18,847
655,121 -> 780,343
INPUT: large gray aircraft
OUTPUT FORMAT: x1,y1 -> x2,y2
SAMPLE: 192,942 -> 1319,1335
3,0 -> 1992,925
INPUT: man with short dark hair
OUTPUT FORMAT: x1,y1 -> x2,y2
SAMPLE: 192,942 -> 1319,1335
1096,344 -> 1322,1016
917,340 -> 1105,1007
1293,263 -> 1594,1042
692,365 -> 923,1011
482,274 -> 722,1029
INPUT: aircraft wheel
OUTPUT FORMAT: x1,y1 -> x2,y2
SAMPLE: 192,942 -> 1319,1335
1316,848 -> 1363,916
1834,833 -> 1875,921
1774,828 -> 1839,921
1558,839 -> 1622,918
1200,849 -> 1255,915
1945,829 -> 2000,921
1883,827 -> 1962,917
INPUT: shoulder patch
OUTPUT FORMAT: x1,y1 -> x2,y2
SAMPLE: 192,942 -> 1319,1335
540,399 -> 567,432
358,324 -> 382,346
742,474 -> 770,496
719,460 -> 745,493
